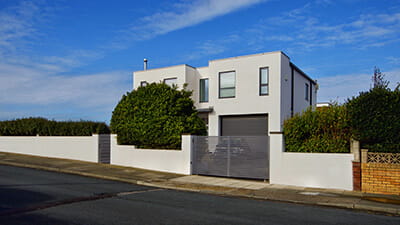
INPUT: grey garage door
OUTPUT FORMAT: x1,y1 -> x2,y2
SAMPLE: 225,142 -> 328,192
221,114 -> 268,136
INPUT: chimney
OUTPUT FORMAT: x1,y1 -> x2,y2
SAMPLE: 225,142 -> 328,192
144,58 -> 148,70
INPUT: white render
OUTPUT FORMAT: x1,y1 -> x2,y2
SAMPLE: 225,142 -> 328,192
0,135 -> 100,163
134,51 -> 317,135
269,133 -> 354,190
111,134 -> 192,175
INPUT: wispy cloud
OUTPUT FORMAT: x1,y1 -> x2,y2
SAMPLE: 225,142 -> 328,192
0,1 -> 44,57
317,68 -> 400,103
124,0 -> 265,41
0,63 -> 130,107
170,0 -> 400,62
260,2 -> 400,51
387,56 -> 400,65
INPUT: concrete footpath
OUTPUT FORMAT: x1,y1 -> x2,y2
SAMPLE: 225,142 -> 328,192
0,152 -> 399,216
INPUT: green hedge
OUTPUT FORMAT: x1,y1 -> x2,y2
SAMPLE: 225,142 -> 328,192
110,82 -> 207,149
346,87 -> 400,153
283,105 -> 351,153
0,118 -> 110,136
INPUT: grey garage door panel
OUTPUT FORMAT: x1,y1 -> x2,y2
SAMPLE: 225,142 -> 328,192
221,115 -> 268,136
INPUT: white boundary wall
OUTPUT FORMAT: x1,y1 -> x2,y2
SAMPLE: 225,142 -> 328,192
111,134 -> 192,175
0,135 -> 100,162
269,133 -> 354,190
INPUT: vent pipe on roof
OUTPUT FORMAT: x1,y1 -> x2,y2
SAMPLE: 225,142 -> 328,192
144,58 -> 148,70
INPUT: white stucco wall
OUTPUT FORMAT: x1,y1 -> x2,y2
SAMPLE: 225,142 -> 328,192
133,51 -> 316,137
280,54 -> 292,129
133,64 -> 188,89
0,135 -> 100,162
110,135 -> 192,175
207,52 -> 283,135
269,133 -> 354,190
293,69 -> 317,114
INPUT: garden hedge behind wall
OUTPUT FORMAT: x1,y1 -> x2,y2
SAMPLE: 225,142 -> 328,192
0,118 -> 110,136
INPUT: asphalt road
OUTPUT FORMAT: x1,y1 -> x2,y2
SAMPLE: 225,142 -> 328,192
0,165 -> 399,225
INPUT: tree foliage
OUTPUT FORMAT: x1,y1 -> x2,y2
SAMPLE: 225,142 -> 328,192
0,118 -> 110,136
372,66 -> 389,89
346,86 -> 400,153
110,83 -> 206,149
284,104 -> 351,153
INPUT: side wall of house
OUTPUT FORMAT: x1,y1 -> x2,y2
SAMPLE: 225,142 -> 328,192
293,70 -> 316,114
280,54 -> 292,130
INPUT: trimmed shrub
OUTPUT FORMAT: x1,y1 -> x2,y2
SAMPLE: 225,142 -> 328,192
110,82 -> 207,149
346,87 -> 400,153
284,104 -> 351,153
0,118 -> 110,136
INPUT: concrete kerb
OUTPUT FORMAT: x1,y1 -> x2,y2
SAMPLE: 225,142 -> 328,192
0,155 -> 399,216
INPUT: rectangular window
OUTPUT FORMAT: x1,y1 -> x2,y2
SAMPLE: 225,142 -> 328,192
164,78 -> 177,87
140,81 -> 148,87
219,71 -> 235,98
199,78 -> 209,102
305,83 -> 309,101
259,67 -> 269,95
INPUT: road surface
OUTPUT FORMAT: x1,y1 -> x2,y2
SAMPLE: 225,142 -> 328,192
0,165 -> 398,225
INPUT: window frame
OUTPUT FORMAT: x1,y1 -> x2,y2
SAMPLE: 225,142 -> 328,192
219,71 -> 236,99
199,78 -> 209,103
305,83 -> 309,101
259,67 -> 269,96
163,77 -> 178,87
140,81 -> 148,87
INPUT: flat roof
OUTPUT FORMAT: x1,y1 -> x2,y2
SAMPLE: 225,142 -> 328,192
134,51 -> 316,85
290,62 -> 317,85
209,51 -> 289,63
135,64 -> 196,73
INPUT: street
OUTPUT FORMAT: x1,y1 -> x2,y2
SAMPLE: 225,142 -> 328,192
0,165 -> 398,225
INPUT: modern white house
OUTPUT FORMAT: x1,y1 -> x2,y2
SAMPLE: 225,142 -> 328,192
133,51 -> 317,136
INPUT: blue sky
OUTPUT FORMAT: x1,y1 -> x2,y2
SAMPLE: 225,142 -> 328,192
1,0 -> 399,123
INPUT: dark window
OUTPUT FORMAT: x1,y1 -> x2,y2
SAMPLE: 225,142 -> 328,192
260,67 -> 269,95
140,81 -> 148,87
199,78 -> 209,102
164,78 -> 177,87
305,83 -> 309,101
219,71 -> 235,98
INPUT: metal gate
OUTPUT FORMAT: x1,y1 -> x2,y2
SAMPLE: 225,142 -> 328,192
192,136 -> 269,179
98,134 -> 110,164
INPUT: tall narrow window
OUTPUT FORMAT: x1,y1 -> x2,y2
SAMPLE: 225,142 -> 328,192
199,78 -> 209,102
219,71 -> 235,98
305,83 -> 309,101
164,78 -> 177,87
260,67 -> 269,95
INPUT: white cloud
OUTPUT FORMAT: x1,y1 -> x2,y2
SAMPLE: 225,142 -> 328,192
255,2 -> 400,51
127,0 -> 265,40
0,1 -> 51,57
0,63 -> 131,107
317,68 -> 400,103
387,56 -> 400,65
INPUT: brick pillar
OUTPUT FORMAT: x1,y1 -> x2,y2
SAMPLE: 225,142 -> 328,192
352,162 -> 361,191
351,139 -> 361,191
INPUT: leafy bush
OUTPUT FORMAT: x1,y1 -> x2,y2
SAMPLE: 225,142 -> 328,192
0,118 -> 110,136
284,104 -> 351,153
346,87 -> 400,153
110,82 -> 207,149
